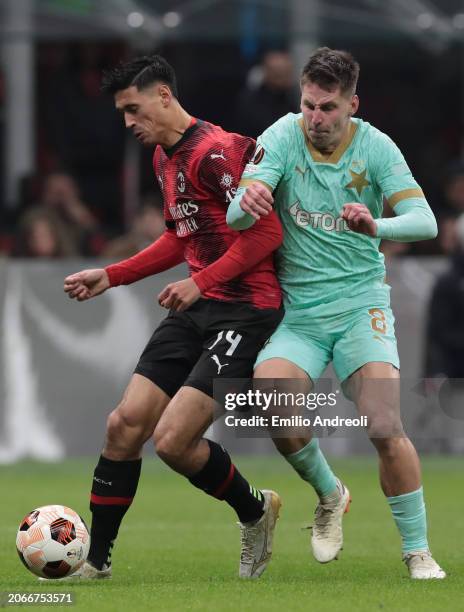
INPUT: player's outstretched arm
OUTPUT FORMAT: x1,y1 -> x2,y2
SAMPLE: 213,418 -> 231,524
64,268 -> 110,302
227,182 -> 273,230
375,198 -> 437,242
104,229 -> 185,287
342,198 -> 438,242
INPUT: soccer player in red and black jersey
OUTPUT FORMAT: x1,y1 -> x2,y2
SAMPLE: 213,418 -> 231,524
64,55 -> 284,580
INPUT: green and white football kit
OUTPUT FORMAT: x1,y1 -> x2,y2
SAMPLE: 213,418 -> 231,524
227,112 -> 443,577
227,114 -> 436,381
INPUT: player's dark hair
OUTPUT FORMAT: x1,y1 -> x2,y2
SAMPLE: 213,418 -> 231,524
301,47 -> 359,96
101,55 -> 178,97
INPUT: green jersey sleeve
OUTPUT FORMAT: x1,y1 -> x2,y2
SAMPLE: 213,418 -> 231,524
227,114 -> 294,230
370,130 -> 437,241
370,130 -> 424,206
238,114 -> 293,192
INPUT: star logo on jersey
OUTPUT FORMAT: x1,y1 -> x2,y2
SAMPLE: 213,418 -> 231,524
220,173 -> 233,190
177,171 -> 185,193
345,169 -> 370,196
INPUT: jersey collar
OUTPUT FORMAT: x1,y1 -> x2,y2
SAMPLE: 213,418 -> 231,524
299,118 -> 358,164
162,117 -> 200,158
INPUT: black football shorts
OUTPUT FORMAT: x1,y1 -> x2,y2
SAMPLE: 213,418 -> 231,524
134,298 -> 284,398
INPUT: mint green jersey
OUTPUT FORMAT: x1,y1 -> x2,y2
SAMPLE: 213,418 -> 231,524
238,114 -> 425,307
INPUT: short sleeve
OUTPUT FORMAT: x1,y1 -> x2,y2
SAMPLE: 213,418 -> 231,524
370,131 -> 425,207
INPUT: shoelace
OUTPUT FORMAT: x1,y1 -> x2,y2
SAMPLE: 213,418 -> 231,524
312,502 -> 338,538
239,523 -> 259,564
404,552 -> 434,566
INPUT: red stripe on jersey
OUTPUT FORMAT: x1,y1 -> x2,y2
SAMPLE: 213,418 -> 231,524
90,493 -> 133,506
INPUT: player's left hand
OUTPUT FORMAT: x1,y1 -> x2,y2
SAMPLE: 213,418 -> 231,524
158,278 -> 202,312
341,203 -> 377,237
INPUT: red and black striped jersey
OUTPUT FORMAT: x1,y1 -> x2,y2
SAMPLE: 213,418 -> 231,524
153,118 -> 281,309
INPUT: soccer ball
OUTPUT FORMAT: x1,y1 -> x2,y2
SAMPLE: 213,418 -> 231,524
16,505 -> 90,578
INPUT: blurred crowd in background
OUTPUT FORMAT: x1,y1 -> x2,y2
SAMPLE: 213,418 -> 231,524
0,36 -> 464,262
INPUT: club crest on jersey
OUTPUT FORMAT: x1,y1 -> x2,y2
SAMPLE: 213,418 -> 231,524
177,171 -> 186,193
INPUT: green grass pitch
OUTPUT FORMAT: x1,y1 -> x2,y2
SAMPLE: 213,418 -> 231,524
0,456 -> 461,611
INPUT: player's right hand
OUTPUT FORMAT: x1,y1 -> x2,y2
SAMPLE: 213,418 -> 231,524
64,268 -> 110,301
240,182 -> 274,220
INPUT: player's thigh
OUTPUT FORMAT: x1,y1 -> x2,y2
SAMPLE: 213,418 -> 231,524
333,305 -> 400,384
343,362 -> 403,438
255,320 -> 330,382
134,310 -> 203,398
185,302 -> 284,398
254,357 -> 311,382
154,385 -> 216,454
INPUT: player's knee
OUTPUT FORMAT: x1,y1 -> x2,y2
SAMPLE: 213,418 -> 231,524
153,427 -> 186,466
366,414 -> 404,440
106,403 -> 147,446
370,435 -> 408,458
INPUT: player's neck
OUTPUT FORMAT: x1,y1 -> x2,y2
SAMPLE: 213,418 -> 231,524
160,105 -> 193,149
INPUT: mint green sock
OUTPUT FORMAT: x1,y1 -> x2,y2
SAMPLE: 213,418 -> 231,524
387,487 -> 429,554
285,439 -> 337,498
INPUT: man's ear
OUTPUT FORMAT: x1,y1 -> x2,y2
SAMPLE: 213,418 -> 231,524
159,84 -> 172,107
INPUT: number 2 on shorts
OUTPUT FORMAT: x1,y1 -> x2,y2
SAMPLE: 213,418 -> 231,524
368,308 -> 387,334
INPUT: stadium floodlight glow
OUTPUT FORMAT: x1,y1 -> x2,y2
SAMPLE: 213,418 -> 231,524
163,11 -> 182,28
452,13 -> 464,29
416,12 -> 435,29
127,11 -> 145,28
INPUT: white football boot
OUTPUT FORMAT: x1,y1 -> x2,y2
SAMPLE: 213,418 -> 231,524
38,561 -> 112,581
238,489 -> 281,579
403,551 -> 446,579
311,478 -> 351,563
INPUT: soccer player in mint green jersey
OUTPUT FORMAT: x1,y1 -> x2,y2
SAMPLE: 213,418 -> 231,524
227,47 -> 445,580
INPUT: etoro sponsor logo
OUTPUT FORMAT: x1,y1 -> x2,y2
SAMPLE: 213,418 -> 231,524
289,201 -> 350,232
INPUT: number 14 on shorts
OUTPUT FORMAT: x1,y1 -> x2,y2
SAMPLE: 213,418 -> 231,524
207,330 -> 243,356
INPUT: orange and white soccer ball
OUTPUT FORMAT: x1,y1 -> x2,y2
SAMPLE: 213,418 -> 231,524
16,505 -> 90,578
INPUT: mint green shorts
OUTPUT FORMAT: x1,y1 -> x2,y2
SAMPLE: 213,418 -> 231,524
255,286 -> 399,382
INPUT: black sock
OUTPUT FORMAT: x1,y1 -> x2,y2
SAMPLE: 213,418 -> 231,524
188,440 -> 264,523
88,455 -> 142,569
